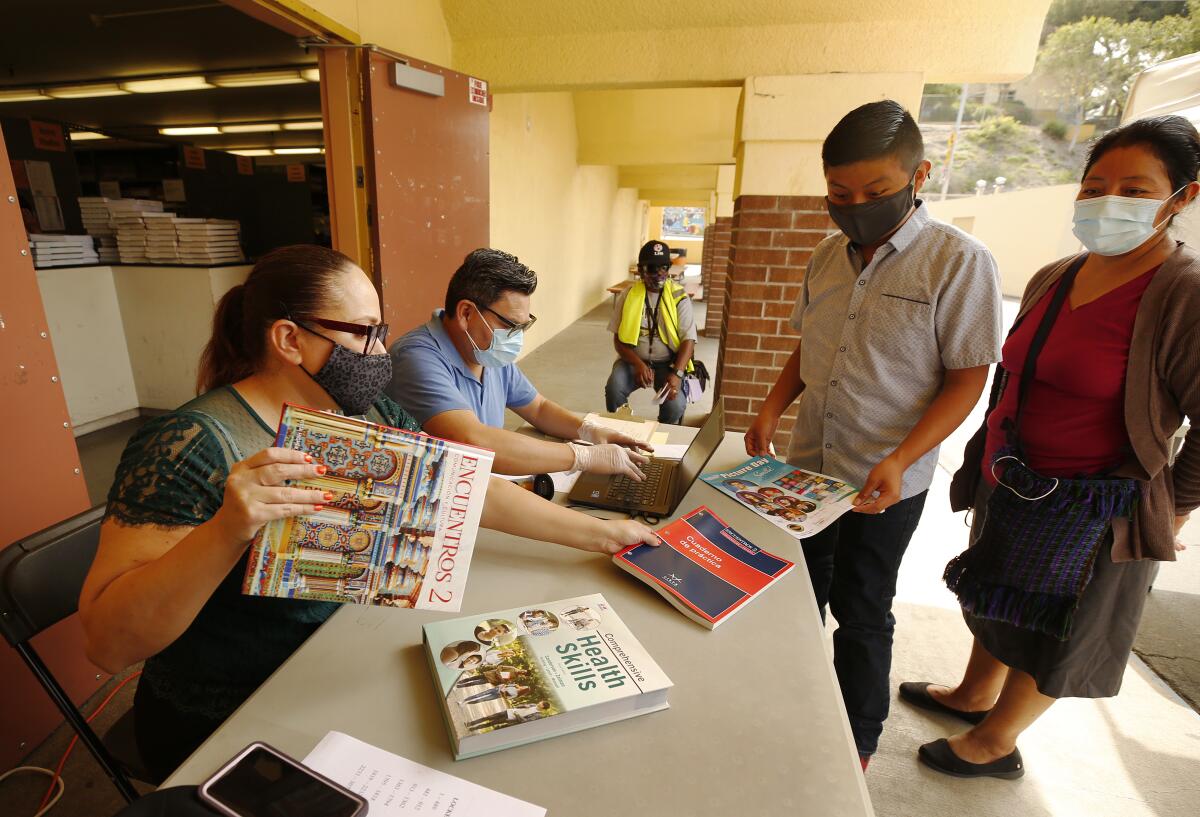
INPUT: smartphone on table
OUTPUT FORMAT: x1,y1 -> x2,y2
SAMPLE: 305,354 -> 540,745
198,742 -> 367,817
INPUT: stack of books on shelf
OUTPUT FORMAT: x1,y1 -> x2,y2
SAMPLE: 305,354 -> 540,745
76,196 -> 244,266
77,197 -> 115,237
114,213 -> 150,263
144,212 -> 182,263
86,198 -> 163,264
28,234 -> 99,268
96,236 -> 119,264
176,218 -> 245,264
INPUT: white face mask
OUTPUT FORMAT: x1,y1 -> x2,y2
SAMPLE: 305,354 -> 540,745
1072,188 -> 1183,256
465,306 -> 523,367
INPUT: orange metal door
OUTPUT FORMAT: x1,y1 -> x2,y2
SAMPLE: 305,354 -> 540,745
362,50 -> 490,333
0,132 -> 100,769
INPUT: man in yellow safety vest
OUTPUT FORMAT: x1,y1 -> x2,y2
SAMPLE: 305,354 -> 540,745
605,240 -> 696,424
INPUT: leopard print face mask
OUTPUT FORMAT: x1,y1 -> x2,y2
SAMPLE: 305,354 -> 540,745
303,341 -> 393,416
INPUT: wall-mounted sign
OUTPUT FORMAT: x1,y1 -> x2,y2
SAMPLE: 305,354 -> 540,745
468,77 -> 488,107
393,62 -> 445,97
162,178 -> 186,202
236,156 -> 254,175
183,147 -> 206,169
286,164 -> 306,182
30,121 -> 66,152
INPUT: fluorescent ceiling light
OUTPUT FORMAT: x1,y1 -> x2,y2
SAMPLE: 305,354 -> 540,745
230,149 -> 273,156
122,75 -> 212,94
220,123 -> 281,133
159,126 -> 220,136
282,120 -> 323,131
0,89 -> 48,102
211,70 -> 306,88
46,83 -> 129,99
301,68 -> 320,82
274,147 -> 324,155
70,131 -> 110,141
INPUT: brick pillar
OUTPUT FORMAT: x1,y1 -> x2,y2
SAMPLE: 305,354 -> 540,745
715,195 -> 833,455
698,224 -> 715,299
702,216 -> 732,337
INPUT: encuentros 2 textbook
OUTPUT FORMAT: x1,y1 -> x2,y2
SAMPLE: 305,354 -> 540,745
243,404 -> 493,611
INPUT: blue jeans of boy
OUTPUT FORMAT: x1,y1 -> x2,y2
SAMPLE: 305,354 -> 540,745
801,490 -> 928,757
604,359 -> 686,424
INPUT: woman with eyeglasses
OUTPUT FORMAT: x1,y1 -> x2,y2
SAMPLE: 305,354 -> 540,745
78,245 -> 658,781
902,116 -> 1200,780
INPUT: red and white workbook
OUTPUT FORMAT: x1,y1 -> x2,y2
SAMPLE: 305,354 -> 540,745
614,506 -> 795,629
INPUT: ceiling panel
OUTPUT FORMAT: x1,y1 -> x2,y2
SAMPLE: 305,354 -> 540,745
0,1 -> 321,147
0,0 -> 312,85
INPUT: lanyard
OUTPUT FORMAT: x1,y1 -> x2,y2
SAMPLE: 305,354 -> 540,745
643,291 -> 663,354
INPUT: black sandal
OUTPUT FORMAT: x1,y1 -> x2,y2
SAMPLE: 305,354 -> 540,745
899,681 -> 991,725
918,738 -> 1024,780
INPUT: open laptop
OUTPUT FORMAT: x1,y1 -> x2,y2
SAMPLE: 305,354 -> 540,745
568,404 -> 725,517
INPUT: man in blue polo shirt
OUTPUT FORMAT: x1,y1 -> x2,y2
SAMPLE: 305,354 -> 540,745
387,248 -> 651,479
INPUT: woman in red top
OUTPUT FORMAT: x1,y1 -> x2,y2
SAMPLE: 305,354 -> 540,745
900,116 -> 1200,779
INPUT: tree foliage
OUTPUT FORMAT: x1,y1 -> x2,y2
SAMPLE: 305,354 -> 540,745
1043,0 -> 1189,39
1033,3 -> 1199,124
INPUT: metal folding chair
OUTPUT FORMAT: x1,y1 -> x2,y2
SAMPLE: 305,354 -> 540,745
0,505 -> 140,803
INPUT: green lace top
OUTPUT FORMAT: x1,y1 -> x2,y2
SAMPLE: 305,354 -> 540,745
106,386 -> 420,723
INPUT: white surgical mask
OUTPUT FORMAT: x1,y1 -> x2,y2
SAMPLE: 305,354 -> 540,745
1072,188 -> 1182,256
466,307 -> 523,367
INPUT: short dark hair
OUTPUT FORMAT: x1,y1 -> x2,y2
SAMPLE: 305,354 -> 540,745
822,100 -> 924,173
1083,115 -> 1200,192
444,248 -> 537,314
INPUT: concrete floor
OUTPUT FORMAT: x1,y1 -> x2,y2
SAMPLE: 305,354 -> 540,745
6,296 -> 1199,817
503,296 -> 718,431
524,298 -> 1200,817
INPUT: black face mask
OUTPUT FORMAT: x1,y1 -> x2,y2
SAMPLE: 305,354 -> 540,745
641,266 -> 669,292
301,340 -> 393,417
826,179 -> 916,247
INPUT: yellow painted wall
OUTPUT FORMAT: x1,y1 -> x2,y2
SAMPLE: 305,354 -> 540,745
716,165 -> 735,218
489,92 -> 643,358
575,87 -> 741,166
303,0 -> 453,65
444,0 -> 1052,91
925,185 -> 1080,297
736,73 -> 925,197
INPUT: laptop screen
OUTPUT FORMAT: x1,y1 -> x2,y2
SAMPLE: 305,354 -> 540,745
674,405 -> 726,497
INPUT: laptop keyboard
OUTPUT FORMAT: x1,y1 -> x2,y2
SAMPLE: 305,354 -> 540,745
608,459 -> 667,506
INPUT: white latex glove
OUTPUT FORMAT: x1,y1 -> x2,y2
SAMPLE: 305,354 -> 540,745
568,442 -> 649,481
576,420 -> 655,454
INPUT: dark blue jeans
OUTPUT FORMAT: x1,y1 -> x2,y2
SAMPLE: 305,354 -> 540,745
604,359 -> 686,424
802,490 -> 928,757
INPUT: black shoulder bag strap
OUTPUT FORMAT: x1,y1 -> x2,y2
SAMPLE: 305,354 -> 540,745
1005,254 -> 1088,451
949,254 -> 1088,510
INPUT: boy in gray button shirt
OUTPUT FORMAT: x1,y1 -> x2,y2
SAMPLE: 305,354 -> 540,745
745,101 -> 1003,767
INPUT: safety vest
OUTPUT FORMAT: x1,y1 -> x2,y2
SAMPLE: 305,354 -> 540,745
617,281 -> 694,372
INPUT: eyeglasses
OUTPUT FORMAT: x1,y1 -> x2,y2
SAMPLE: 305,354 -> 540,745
300,316 -> 390,356
473,302 -> 537,339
